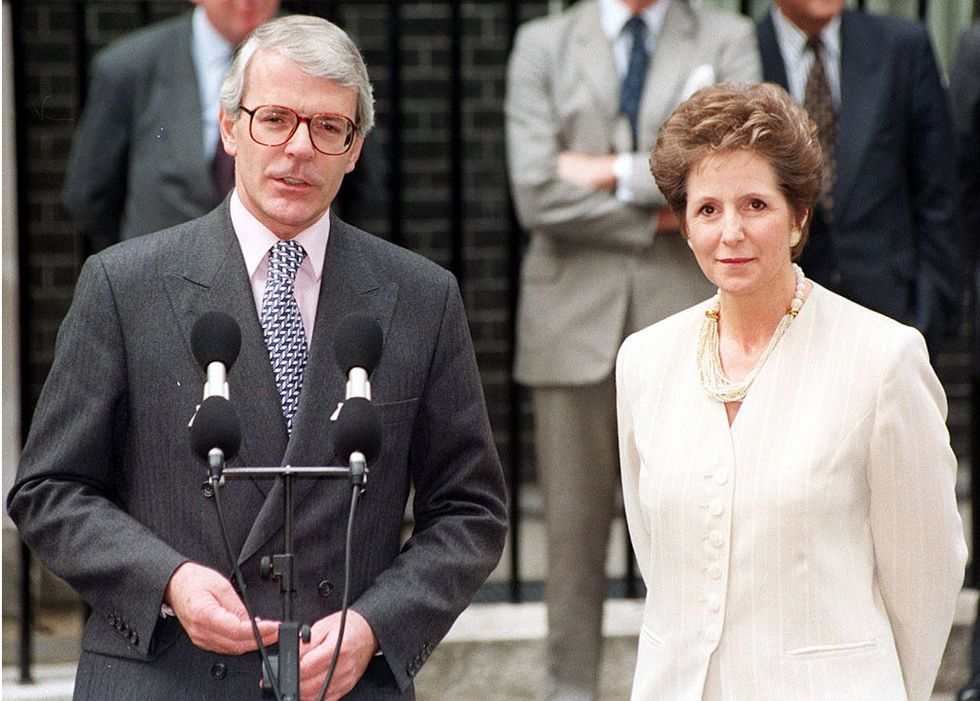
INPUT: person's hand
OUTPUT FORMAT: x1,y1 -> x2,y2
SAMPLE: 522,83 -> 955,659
556,151 -> 617,191
164,561 -> 278,655
655,208 -> 681,233
298,609 -> 378,700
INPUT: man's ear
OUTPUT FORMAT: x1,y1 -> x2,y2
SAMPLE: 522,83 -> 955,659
218,107 -> 239,158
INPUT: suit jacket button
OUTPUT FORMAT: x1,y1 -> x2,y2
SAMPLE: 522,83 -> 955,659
201,481 -> 215,499
317,580 -> 334,598
211,663 -> 227,679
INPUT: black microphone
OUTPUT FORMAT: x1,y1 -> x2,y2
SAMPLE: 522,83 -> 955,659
191,311 -> 242,400
189,395 -> 242,475
334,314 -> 383,400
334,397 -> 382,483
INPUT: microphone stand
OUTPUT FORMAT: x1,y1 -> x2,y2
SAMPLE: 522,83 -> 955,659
219,464 -> 364,701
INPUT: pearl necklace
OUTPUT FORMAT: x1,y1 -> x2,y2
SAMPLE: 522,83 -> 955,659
696,264 -> 806,403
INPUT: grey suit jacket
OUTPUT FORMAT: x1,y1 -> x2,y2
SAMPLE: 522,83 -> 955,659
63,14 -> 222,251
7,203 -> 508,699
505,0 -> 760,386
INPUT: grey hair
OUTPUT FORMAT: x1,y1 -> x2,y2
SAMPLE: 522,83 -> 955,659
220,14 -> 375,136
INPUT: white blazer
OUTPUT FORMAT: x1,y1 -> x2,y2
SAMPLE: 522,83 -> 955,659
616,283 -> 966,701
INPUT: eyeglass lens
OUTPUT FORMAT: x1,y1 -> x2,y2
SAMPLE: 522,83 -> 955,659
249,105 -> 354,154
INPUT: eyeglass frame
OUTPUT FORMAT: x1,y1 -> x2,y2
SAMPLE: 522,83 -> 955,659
238,104 -> 359,156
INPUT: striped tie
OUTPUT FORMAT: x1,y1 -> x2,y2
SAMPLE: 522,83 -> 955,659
260,240 -> 308,433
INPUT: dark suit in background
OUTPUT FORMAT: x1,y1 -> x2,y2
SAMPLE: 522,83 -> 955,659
10,14 -> 507,699
757,5 -> 961,353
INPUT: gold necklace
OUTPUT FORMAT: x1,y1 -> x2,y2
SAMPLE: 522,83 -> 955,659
696,264 -> 805,403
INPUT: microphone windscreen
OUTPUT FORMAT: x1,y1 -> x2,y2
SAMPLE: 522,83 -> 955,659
189,396 -> 242,462
191,312 -> 242,371
334,397 -> 382,464
334,314 -> 383,374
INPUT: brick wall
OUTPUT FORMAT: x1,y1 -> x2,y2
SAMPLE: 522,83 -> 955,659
10,0 -> 973,487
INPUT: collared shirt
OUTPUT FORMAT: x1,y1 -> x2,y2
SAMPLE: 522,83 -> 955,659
599,0 -> 672,77
771,5 -> 842,109
230,190 -> 329,345
191,6 -> 235,160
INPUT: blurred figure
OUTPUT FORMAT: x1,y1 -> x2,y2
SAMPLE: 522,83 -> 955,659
63,0 -> 280,254
756,0 -> 961,355
619,81 -> 965,701
505,1 -> 760,698
951,20 -> 980,701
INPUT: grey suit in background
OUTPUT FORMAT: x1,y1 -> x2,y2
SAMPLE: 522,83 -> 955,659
64,13 -> 229,252
505,1 -> 760,698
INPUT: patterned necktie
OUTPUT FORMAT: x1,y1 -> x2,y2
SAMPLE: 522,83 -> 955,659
619,16 -> 649,149
260,240 -> 308,433
803,37 -> 837,223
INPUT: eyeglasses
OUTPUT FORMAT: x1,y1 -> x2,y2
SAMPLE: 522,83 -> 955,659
239,105 -> 358,155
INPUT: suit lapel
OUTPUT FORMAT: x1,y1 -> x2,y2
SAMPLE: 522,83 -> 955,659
639,1 -> 698,149
835,11 -> 879,217
757,13 -> 790,91
237,214 -> 400,566
164,201 -> 287,487
160,15 -> 214,205
571,2 -> 620,128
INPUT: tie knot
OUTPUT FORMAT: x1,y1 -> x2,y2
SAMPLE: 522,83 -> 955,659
625,15 -> 647,42
269,240 -> 306,284
806,36 -> 824,55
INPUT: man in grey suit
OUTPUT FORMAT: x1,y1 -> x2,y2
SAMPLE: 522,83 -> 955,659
504,1 -> 759,698
10,15 -> 507,700
63,0 -> 280,254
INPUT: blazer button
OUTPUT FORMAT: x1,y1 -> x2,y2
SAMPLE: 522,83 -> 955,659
201,481 -> 215,499
211,662 -> 227,679
317,580 -> 334,598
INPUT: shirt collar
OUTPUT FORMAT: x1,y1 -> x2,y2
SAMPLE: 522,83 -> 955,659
771,5 -> 841,62
599,0 -> 672,44
230,190 -> 329,282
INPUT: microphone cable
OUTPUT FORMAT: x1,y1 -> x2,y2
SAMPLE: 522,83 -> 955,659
210,471 -> 284,701
316,480 -> 364,701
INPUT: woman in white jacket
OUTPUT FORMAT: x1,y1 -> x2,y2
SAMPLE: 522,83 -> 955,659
616,82 -> 966,701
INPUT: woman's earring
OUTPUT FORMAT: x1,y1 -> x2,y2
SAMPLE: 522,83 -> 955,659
789,228 -> 802,248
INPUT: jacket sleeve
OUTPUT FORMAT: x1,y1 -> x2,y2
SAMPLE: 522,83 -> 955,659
6,255 -> 187,659
867,326 -> 967,701
350,273 -> 508,691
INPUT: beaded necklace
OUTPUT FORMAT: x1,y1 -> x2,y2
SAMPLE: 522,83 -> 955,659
696,263 -> 806,403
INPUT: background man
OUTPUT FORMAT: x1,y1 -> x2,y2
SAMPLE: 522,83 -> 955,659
504,1 -> 760,698
63,0 -> 280,254
9,15 -> 507,700
757,0 -> 962,355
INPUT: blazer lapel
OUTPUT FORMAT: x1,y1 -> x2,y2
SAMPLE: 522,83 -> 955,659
639,1 -> 699,149
834,11 -> 879,218
160,16 -> 214,205
237,214 -> 400,566
164,201 -> 287,478
571,2 -> 620,130
757,13 -> 790,91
